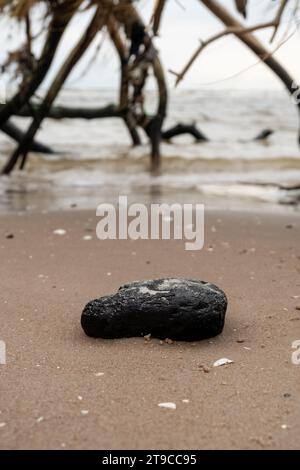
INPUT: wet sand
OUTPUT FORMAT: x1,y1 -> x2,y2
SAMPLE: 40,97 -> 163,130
0,208 -> 299,449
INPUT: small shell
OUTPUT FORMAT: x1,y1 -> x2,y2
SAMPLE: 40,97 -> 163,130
213,358 -> 234,367
53,229 -> 66,236
158,402 -> 176,410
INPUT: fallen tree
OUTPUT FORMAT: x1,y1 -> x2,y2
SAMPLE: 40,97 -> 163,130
0,0 -> 298,174
2,4 -> 107,174
0,0 -> 80,128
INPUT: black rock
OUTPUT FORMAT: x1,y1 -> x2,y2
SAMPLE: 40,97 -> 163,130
81,278 -> 227,342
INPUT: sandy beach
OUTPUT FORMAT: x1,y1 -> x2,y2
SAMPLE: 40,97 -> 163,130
0,208 -> 299,450
2,0 -> 300,455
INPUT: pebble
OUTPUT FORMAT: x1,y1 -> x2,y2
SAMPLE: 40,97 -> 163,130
82,278 -> 227,342
199,364 -> 210,373
164,338 -> 173,344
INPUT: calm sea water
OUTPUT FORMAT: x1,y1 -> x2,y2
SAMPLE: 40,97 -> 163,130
0,88 -> 300,213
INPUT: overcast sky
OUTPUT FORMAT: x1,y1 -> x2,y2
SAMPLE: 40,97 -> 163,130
1,0 -> 300,91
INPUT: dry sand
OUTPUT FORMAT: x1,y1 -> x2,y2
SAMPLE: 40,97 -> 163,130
0,208 -> 299,450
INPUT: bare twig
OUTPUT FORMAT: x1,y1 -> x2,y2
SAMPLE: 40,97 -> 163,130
270,0 -> 289,42
151,0 -> 167,35
171,0 -> 293,86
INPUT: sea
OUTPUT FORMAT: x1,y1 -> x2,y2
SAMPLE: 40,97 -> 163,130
0,88 -> 300,214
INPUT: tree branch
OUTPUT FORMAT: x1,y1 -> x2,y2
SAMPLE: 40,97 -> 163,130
171,0 -> 293,86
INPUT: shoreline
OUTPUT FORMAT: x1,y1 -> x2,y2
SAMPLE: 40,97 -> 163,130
0,208 -> 299,449
1,182 -> 300,216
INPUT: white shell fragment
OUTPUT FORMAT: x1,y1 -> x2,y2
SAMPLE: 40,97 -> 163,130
158,402 -> 176,410
53,229 -> 66,236
213,358 -> 234,367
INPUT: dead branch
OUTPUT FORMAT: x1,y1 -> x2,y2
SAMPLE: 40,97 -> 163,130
118,0 -> 168,172
172,0 -> 292,86
151,0 -> 167,36
16,103 -> 120,120
2,121 -> 54,154
106,13 -> 141,146
196,0 -> 299,103
2,4 -> 106,174
162,123 -> 208,142
0,2 -> 79,129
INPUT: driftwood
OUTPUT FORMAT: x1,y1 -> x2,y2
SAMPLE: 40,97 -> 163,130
0,5 -> 77,128
16,103 -> 120,120
106,14 -> 141,146
112,0 -> 168,172
0,0 -> 298,175
151,0 -> 167,36
1,0 -> 168,172
162,123 -> 208,142
199,1 -> 300,124
2,6 -> 106,174
253,129 -> 274,141
3,121 -> 54,154
3,104 -> 209,143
